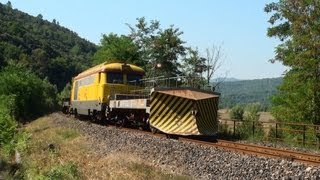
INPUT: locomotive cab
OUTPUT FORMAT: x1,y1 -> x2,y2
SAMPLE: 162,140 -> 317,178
69,62 -> 145,121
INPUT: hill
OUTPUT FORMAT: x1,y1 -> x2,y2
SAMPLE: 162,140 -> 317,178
215,77 -> 283,109
0,2 -> 97,91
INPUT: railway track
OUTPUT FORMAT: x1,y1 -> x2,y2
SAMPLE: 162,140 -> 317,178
115,125 -> 320,166
179,137 -> 320,166
66,114 -> 320,166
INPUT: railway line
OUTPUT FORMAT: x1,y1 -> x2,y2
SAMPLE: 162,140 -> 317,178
56,112 -> 320,178
180,138 -> 320,166
104,121 -> 320,166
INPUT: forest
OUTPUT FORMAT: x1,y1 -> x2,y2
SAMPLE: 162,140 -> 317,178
217,77 -> 282,109
0,2 -> 96,91
0,2 -> 97,160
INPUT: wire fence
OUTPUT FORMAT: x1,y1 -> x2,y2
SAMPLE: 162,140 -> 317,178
218,119 -> 320,149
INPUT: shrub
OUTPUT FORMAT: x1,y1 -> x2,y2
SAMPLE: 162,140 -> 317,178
45,162 -> 80,179
237,120 -> 264,140
0,64 -> 58,121
237,103 -> 264,140
268,125 -> 283,141
229,104 -> 244,120
0,95 -> 17,146
57,82 -> 71,105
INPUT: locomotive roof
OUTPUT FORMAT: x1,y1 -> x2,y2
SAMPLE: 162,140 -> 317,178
74,62 -> 145,80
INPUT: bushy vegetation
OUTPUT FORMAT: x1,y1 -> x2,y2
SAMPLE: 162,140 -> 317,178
0,94 -> 30,179
238,103 -> 264,139
44,162 -> 80,179
229,104 -> 244,120
227,103 -> 265,140
0,95 -> 17,147
0,63 -> 57,178
0,63 -> 58,121
57,82 -> 71,104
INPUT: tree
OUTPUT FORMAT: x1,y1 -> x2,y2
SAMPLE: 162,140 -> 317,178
0,63 -> 58,121
127,17 -> 186,77
265,1 -> 320,124
37,14 -> 43,19
151,26 -> 186,77
6,1 -> 12,9
93,33 -> 142,66
127,17 -> 160,67
0,3 -> 97,91
204,44 -> 225,86
229,104 -> 244,121
181,47 -> 205,88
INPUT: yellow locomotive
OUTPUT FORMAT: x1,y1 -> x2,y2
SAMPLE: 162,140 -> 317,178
68,62 -> 220,136
69,62 -> 145,120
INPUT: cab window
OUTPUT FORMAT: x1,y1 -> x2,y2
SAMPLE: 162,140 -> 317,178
127,73 -> 142,85
107,72 -> 123,84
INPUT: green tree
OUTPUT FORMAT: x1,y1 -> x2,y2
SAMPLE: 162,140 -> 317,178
0,63 -> 58,121
244,103 -> 262,122
181,47 -> 205,88
58,82 -> 71,104
37,14 -> 43,19
230,104 -> 244,121
5,1 -> 12,9
265,0 -> 320,124
128,17 -> 186,77
93,33 -> 142,66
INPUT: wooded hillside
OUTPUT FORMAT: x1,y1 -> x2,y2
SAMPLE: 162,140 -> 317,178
216,77 -> 282,109
0,2 -> 97,91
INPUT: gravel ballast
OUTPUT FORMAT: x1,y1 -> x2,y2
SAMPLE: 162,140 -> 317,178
50,113 -> 320,179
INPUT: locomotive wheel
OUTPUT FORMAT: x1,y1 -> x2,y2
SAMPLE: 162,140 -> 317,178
115,117 -> 126,128
62,106 -> 69,114
119,117 -> 127,127
94,111 -> 105,121
73,109 -> 78,118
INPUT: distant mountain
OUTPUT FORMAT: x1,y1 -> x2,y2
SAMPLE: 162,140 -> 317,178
215,77 -> 283,109
213,77 -> 240,82
0,3 -> 97,90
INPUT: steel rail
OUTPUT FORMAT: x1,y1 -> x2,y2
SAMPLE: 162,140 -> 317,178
64,113 -> 320,166
179,137 -> 320,166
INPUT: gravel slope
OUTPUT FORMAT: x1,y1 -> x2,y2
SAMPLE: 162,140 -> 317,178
50,113 -> 320,179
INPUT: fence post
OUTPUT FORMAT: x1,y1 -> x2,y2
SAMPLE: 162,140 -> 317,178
233,120 -> 236,138
252,121 -> 255,137
275,123 -> 278,146
303,125 -> 306,147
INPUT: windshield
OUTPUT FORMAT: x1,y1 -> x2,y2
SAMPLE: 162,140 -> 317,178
127,73 -> 142,86
107,72 -> 123,84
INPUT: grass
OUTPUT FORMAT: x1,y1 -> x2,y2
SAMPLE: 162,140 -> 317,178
91,153 -> 191,180
3,115 -> 192,180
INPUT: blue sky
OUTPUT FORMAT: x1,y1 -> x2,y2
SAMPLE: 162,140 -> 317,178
1,0 -> 285,80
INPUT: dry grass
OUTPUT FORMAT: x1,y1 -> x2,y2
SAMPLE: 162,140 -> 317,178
218,109 -> 275,122
21,115 -> 191,180
218,109 -> 276,136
